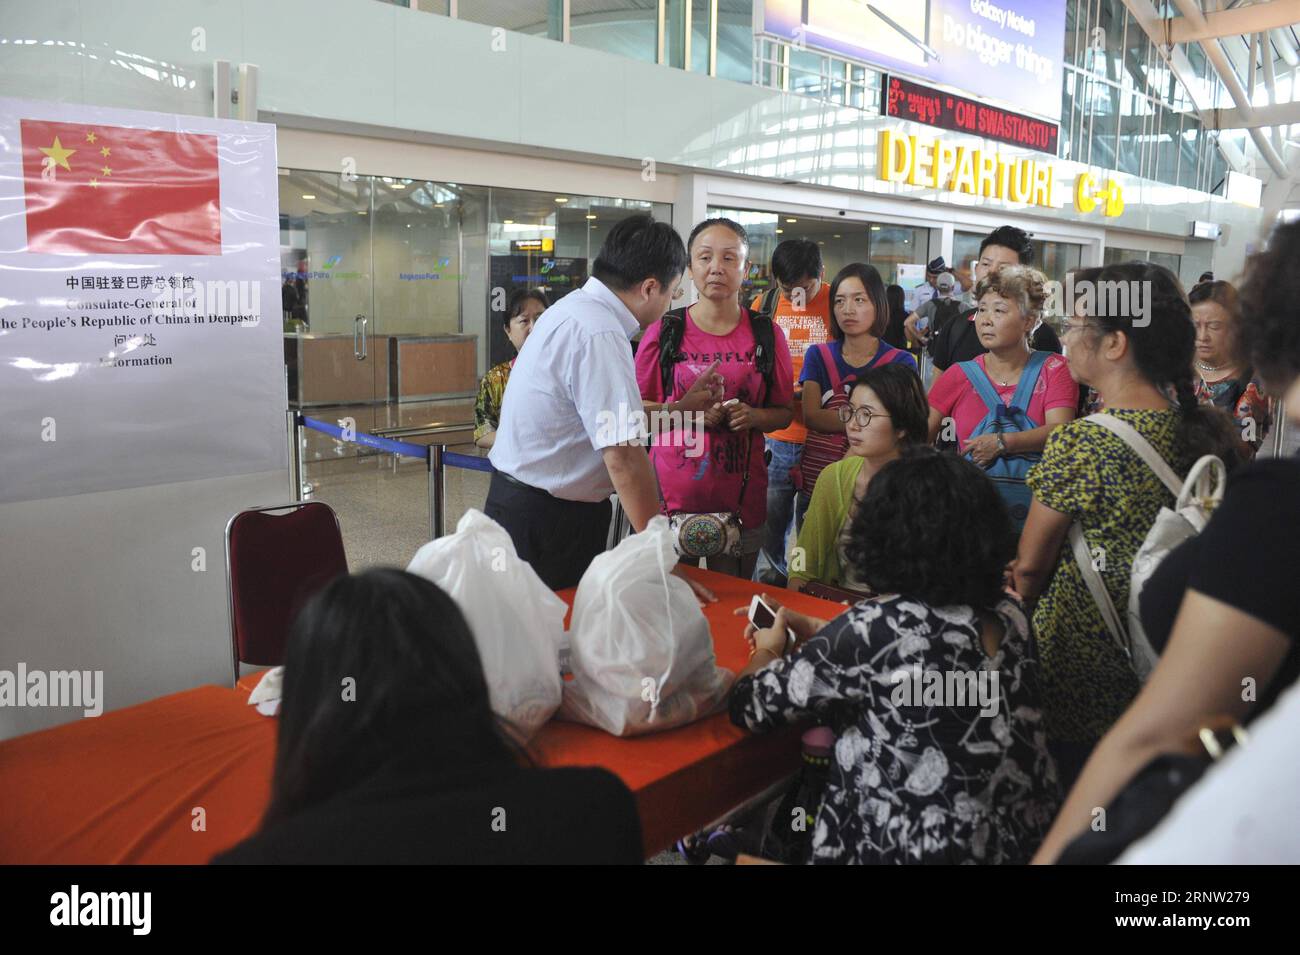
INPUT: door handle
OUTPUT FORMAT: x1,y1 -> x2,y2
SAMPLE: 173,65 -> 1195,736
354,314 -> 367,361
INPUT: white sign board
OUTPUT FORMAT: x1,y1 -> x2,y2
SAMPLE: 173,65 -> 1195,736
0,98 -> 285,504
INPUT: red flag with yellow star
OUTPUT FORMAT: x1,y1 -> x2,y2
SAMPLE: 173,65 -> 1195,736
20,119 -> 222,255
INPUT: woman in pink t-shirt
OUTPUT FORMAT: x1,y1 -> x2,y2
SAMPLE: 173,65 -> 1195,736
636,218 -> 794,580
927,265 -> 1078,461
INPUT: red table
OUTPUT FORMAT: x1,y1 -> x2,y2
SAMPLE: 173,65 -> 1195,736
0,567 -> 843,863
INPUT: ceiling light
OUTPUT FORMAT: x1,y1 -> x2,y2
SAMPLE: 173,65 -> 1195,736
786,218 -> 797,223
870,225 -> 881,231
775,228 -> 784,234
391,183 -> 405,189
833,234 -> 841,238
586,214 -> 597,220
554,197 -> 569,203
301,194 -> 315,199
503,219 -> 514,225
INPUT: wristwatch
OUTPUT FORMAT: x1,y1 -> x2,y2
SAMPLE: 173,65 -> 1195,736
994,432 -> 1007,456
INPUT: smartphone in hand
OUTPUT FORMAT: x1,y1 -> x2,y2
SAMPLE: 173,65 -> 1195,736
748,594 -> 797,651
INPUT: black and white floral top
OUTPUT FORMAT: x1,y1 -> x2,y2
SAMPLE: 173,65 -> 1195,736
730,595 -> 1060,864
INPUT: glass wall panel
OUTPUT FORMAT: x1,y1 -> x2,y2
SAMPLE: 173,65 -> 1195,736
1148,250 -> 1181,275
1121,7 -> 1151,91
953,230 -> 985,294
665,0 -> 688,68
1087,79 -> 1120,169
1154,105 -> 1179,185
1031,239 -> 1084,290
1090,0 -> 1125,83
487,189 -> 669,366
707,208 -> 928,310
458,0 -> 562,39
1177,116 -> 1200,190
1117,90 -> 1150,177
690,0 -> 710,74
716,0 -> 753,83
570,0 -> 658,63
867,226 -> 929,286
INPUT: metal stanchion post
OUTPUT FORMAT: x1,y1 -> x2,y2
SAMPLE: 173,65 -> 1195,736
286,409 -> 302,502
428,444 -> 446,540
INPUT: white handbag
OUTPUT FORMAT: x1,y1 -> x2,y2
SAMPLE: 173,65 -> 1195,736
1068,414 -> 1227,682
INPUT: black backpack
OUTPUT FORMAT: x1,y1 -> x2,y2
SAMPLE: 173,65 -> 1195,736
658,287 -> 779,400
929,297 -> 964,338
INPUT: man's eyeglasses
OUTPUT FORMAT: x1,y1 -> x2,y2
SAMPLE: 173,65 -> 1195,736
837,406 -> 889,428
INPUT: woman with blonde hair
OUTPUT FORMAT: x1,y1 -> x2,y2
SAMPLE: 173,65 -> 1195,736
926,265 -> 1078,528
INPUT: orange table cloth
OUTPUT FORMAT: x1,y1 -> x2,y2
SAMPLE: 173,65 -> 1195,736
0,567 -> 843,863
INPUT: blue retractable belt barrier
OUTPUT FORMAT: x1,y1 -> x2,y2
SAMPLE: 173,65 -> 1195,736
443,451 -> 494,473
301,416 -> 430,460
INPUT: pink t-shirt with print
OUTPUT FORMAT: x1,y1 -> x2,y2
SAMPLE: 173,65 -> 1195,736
928,352 -> 1079,448
636,308 -> 794,530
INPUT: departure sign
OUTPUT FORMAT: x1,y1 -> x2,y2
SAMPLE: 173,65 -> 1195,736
883,75 -> 1058,156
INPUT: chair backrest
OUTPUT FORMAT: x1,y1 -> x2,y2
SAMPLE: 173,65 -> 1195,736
225,501 -> 348,685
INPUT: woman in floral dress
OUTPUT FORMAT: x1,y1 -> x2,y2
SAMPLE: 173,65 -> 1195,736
731,450 -> 1060,864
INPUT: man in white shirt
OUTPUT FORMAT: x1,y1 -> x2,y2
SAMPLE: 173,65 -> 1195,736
488,215 -> 719,595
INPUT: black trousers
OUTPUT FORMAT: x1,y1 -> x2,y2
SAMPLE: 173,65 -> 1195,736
483,471 -> 612,591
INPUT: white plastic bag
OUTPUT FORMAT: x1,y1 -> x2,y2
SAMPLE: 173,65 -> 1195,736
406,509 -> 565,741
560,515 -> 733,736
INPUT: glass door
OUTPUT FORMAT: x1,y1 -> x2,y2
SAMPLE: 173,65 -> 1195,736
279,170 -> 380,418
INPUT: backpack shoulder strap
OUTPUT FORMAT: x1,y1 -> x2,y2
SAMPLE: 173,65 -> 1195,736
815,342 -> 844,396
1084,413 -> 1182,495
657,309 -> 686,399
749,309 -> 777,387
1007,350 -> 1051,425
958,359 -> 1002,415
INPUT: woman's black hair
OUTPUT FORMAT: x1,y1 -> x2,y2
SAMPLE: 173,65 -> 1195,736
686,217 -> 749,256
261,568 -> 525,828
1072,262 -> 1238,464
842,449 -> 1014,608
849,363 -> 928,446
503,288 -> 548,329
828,262 -> 890,339
980,225 -> 1033,265
1237,219 -> 1300,394
591,214 -> 688,292
881,284 -> 908,348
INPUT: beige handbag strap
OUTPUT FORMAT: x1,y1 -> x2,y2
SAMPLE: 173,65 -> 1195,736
1068,521 -> 1130,658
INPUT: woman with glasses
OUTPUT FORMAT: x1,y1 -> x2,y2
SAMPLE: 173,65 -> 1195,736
635,218 -> 794,579
1012,263 -> 1240,793
788,364 -> 928,594
797,263 -> 917,515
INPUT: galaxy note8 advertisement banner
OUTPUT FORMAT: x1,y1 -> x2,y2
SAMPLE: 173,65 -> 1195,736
761,0 -> 1067,121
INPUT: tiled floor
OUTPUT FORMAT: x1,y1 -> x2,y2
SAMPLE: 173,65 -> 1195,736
298,399 -> 490,570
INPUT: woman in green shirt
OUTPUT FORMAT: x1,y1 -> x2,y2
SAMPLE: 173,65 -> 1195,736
788,363 -> 928,594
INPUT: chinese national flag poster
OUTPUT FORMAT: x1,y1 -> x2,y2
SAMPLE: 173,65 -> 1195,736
20,118 -> 222,255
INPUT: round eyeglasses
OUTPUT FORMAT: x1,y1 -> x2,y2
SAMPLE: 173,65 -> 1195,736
837,406 -> 889,428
